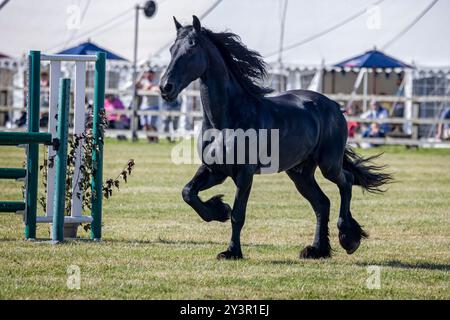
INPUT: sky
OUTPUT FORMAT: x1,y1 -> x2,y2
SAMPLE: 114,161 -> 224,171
0,0 -> 449,67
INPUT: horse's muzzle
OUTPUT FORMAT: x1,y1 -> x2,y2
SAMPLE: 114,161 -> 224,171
159,82 -> 178,101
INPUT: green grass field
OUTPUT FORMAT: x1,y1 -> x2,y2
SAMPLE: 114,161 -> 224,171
0,140 -> 449,299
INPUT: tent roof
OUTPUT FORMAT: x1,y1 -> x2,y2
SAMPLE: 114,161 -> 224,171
334,49 -> 411,69
0,0 -> 449,67
57,41 -> 127,61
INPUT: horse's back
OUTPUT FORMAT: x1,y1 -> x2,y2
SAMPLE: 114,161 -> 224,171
266,89 -> 348,168
267,89 -> 345,129
273,89 -> 341,111
287,90 -> 348,161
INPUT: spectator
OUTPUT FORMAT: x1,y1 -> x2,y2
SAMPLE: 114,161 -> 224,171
136,69 -> 160,143
435,106 -> 450,140
345,105 -> 359,138
388,102 -> 409,137
391,102 -> 404,118
162,97 -> 181,142
104,94 -> 129,129
40,72 -> 49,127
363,122 -> 386,138
361,100 -> 389,136
15,111 -> 27,127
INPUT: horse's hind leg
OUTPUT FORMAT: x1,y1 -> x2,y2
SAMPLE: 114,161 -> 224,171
182,164 -> 231,222
287,162 -> 331,259
319,162 -> 368,254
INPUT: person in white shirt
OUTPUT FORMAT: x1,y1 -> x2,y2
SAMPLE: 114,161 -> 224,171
136,69 -> 160,142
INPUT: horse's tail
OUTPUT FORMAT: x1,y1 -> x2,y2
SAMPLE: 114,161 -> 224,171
343,147 -> 393,193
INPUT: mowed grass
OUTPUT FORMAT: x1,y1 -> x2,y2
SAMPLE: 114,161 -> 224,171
0,140 -> 449,299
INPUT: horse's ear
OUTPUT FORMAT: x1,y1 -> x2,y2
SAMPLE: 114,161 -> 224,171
173,16 -> 182,32
192,15 -> 201,32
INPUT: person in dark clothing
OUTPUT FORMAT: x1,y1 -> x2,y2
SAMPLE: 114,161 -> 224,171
436,106 -> 450,140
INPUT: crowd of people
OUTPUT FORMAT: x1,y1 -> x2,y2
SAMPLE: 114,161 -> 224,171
346,100 -> 406,146
346,98 -> 450,145
13,69 -> 183,143
134,69 -> 182,142
102,68 -> 182,142
346,101 -> 388,139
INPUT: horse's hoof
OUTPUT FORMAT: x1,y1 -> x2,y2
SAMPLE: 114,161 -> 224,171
205,195 -> 231,222
339,232 -> 361,254
299,245 -> 331,259
337,217 -> 368,254
216,250 -> 243,260
216,203 -> 231,222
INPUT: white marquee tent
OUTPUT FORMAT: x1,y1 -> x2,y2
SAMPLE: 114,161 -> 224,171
0,0 -> 449,68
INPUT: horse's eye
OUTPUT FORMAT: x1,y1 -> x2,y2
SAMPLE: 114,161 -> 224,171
188,39 -> 196,47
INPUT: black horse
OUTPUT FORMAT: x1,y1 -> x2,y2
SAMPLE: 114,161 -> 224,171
160,16 -> 392,260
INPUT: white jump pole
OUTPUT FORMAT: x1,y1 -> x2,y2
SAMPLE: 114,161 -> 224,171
71,61 -> 86,219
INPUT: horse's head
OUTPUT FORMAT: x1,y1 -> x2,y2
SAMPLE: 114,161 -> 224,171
160,15 -> 208,102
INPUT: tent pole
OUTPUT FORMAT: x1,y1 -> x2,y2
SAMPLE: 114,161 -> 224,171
131,4 -> 140,142
373,71 -> 377,95
363,69 -> 368,111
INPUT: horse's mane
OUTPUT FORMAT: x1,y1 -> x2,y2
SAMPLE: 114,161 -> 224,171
201,28 -> 273,97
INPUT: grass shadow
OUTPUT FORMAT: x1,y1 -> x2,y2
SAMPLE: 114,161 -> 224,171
104,238 -> 226,246
156,238 -> 226,246
0,237 -> 21,242
269,259 -> 302,265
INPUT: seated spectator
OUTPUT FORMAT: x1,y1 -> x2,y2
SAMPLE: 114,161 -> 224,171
40,72 -> 50,127
15,111 -> 27,127
363,122 -> 386,138
392,102 -> 404,118
361,100 -> 390,135
162,97 -> 181,142
389,102 -> 405,135
104,94 -> 129,129
345,105 -> 359,138
435,106 -> 450,140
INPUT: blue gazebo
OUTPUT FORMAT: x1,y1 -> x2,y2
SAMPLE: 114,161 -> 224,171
57,41 -> 127,61
57,41 -> 128,89
334,49 -> 411,69
333,49 -> 412,110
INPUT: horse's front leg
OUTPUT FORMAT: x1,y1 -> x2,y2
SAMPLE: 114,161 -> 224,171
182,164 -> 231,222
217,169 -> 254,260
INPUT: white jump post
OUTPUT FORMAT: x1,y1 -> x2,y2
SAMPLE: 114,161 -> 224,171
45,60 -> 61,218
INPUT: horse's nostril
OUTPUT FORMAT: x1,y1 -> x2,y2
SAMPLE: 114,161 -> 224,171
163,83 -> 174,94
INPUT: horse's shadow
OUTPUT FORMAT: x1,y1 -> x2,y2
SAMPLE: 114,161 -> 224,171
356,260 -> 450,272
268,259 -> 450,271
107,237 -> 280,249
0,236 -> 278,249
2,236 -> 448,272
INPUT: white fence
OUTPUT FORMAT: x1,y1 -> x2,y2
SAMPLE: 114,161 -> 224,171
1,88 -> 450,148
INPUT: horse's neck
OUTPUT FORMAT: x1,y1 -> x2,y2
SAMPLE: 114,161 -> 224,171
199,49 -> 243,129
